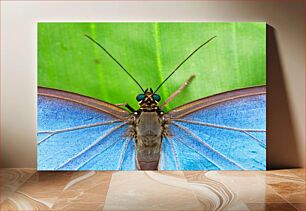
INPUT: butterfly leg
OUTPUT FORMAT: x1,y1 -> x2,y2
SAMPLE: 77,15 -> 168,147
115,103 -> 136,112
160,75 -> 195,109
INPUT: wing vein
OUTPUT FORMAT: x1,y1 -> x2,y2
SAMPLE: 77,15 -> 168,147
171,122 -> 245,170
172,119 -> 266,147
76,137 -> 130,170
38,119 -> 123,134
173,119 -> 266,132
173,136 -> 222,169
117,138 -> 132,170
38,133 -> 56,145
55,123 -> 127,170
165,137 -> 180,170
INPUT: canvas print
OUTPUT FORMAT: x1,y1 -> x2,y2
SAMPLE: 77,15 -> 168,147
38,22 -> 266,170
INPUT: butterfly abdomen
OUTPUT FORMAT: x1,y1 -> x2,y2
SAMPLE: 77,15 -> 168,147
135,111 -> 164,170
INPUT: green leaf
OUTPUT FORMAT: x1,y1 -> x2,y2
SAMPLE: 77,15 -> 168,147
38,22 -> 266,112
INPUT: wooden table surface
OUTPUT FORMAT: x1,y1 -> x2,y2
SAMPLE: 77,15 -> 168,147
0,168 -> 305,210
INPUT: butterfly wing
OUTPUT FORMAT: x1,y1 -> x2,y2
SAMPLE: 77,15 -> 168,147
37,87 -> 136,170
160,86 -> 266,170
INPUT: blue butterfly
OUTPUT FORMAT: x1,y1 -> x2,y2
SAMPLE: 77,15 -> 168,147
37,36 -> 266,171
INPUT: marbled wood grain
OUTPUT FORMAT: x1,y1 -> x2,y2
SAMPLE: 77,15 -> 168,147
52,171 -> 112,210
289,169 -> 305,180
0,169 -> 36,203
290,203 -> 306,211
1,171 -> 73,210
209,171 -> 290,203
103,171 -> 203,210
246,203 -> 298,211
184,171 -> 250,210
259,169 -> 305,204
0,192 -> 51,210
0,169 -> 304,211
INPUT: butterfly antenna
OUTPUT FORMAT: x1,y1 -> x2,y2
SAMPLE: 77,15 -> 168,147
154,36 -> 216,93
85,34 -> 145,92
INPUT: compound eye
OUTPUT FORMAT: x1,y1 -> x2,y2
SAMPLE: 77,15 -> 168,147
136,94 -> 145,102
153,94 -> 161,102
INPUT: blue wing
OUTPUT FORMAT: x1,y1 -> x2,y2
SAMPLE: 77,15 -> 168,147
160,86 -> 266,170
37,88 -> 136,170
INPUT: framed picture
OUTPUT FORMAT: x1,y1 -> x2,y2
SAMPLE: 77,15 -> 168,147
37,22 -> 266,170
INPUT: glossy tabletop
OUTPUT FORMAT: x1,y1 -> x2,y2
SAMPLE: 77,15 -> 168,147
0,169 -> 304,210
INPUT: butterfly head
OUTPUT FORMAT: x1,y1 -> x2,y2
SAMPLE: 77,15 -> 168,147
136,88 -> 161,111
